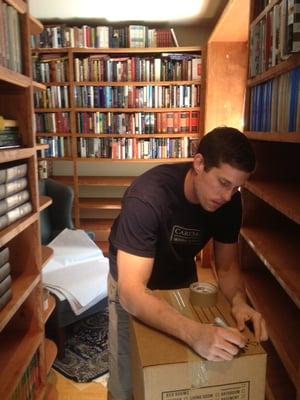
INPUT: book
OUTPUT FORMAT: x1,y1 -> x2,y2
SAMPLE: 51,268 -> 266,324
0,262 -> 10,282
0,177 -> 28,200
0,163 -> 27,184
0,247 -> 9,267
0,116 -> 18,131
170,28 -> 179,47
0,287 -> 12,311
0,274 -> 11,297
0,189 -> 30,216
0,202 -> 32,230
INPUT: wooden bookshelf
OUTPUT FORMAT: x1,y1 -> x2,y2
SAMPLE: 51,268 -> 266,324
32,39 -> 203,235
0,3 -> 56,398
205,1 -> 300,398
242,1 -> 300,398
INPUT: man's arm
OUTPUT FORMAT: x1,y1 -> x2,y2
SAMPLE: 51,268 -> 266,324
117,249 -> 246,361
213,240 -> 268,342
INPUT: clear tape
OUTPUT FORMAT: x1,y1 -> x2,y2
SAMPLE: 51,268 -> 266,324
171,290 -> 208,392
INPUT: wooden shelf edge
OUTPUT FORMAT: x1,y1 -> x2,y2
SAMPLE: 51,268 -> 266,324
244,180 -> 300,225
39,195 -> 53,211
0,147 -> 36,163
43,294 -> 56,323
0,65 -> 31,87
33,46 -> 202,54
33,80 -> 46,91
247,52 -> 300,86
0,273 -> 40,332
5,0 -> 26,14
0,212 -> 38,249
41,246 -> 54,268
209,0 -> 250,42
45,339 -> 58,375
75,157 -> 193,163
29,14 -> 44,35
77,175 -> 135,186
244,131 -> 300,143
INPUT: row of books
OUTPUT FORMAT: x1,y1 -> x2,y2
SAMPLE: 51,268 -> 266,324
0,162 -> 32,231
77,137 -> 193,159
38,137 -> 72,158
249,0 -> 300,77
73,85 -> 201,109
0,0 -> 22,73
76,111 -> 199,134
33,84 -> 201,110
32,53 -> 69,83
34,110 -> 200,134
249,66 -> 300,132
73,54 -> 202,83
0,247 -> 12,311
0,116 -> 21,149
32,53 -> 202,84
10,351 -> 40,399
34,86 -> 69,109
35,112 -> 71,133
32,25 -> 178,49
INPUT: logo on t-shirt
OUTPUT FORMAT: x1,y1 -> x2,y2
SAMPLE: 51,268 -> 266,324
170,225 -> 204,245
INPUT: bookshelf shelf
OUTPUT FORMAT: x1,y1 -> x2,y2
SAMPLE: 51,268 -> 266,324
5,0 -> 27,14
75,157 -> 193,163
244,131 -> 300,143
41,245 -> 54,266
0,65 -> 32,87
39,196 -> 53,212
0,213 -> 38,248
0,330 -> 43,398
243,269 -> 300,388
244,180 -> 300,224
241,224 -> 300,307
0,4 -> 55,397
0,273 -> 40,331
247,52 -> 300,87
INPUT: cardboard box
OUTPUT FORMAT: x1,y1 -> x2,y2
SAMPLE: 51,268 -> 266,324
130,288 -> 266,400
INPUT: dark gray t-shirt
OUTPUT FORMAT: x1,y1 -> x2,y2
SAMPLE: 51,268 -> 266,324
109,162 -> 242,290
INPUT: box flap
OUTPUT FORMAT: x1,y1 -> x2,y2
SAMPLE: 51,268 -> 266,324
130,288 -> 265,368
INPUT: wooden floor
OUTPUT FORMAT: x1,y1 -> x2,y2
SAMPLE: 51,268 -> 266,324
47,264 -> 215,399
47,369 -> 108,399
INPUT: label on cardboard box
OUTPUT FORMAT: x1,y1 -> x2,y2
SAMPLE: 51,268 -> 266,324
162,381 -> 249,400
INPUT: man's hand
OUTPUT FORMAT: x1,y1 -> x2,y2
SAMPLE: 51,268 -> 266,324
187,322 -> 246,362
231,301 -> 268,342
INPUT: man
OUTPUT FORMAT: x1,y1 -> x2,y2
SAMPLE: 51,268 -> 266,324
107,127 -> 268,400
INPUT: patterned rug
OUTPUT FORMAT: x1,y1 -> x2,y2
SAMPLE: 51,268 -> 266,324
53,309 -> 108,383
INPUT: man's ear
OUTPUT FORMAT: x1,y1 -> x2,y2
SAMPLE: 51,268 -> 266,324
193,153 -> 205,174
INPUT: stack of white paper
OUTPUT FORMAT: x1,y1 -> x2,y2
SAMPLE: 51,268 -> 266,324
43,228 -> 109,315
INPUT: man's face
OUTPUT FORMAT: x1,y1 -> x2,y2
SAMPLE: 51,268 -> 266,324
194,162 -> 250,212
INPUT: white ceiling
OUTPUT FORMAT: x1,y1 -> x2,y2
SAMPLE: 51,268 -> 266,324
29,0 -> 228,27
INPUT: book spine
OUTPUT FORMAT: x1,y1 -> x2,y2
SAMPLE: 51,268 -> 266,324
0,202 -> 32,230
0,162 -> 27,184
0,262 -> 10,282
0,274 -> 12,297
0,246 -> 9,267
0,177 -> 28,200
0,287 -> 12,311
0,189 -> 30,216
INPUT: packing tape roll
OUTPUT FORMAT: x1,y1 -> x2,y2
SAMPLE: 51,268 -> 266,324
189,282 -> 218,307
